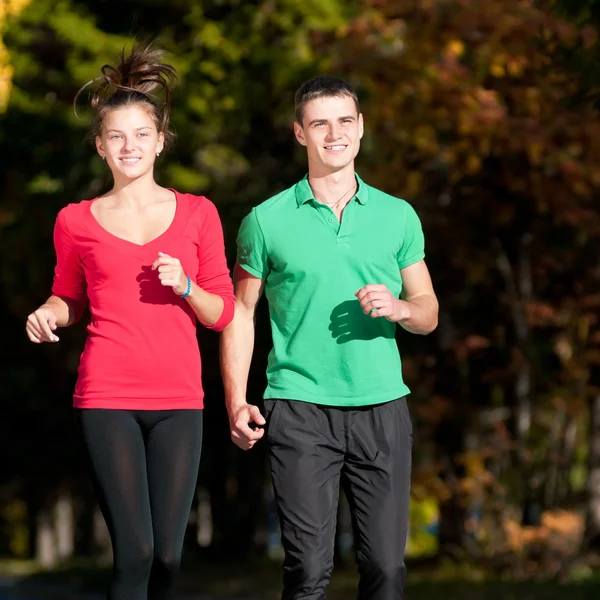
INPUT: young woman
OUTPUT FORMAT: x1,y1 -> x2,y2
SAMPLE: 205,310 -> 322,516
25,44 -> 234,600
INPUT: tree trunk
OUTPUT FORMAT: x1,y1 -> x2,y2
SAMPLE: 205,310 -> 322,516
36,507 -> 57,568
54,491 -> 75,560
433,309 -> 467,558
586,393 -> 600,549
196,487 -> 212,548
494,235 -> 539,525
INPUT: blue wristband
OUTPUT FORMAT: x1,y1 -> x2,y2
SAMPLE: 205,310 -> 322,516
179,276 -> 191,298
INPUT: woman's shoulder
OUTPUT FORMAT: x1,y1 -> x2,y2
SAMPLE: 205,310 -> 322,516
177,191 -> 213,210
175,190 -> 223,221
55,198 -> 94,228
58,198 -> 94,215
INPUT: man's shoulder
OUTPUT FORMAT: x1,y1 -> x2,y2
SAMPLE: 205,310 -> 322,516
253,182 -> 298,217
364,181 -> 412,210
245,182 -> 302,234
363,181 -> 422,225
238,182 -> 298,240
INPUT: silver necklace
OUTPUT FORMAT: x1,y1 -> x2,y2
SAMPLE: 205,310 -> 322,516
310,182 -> 357,212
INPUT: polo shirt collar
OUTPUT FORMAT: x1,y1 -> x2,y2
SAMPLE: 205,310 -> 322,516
295,173 -> 369,206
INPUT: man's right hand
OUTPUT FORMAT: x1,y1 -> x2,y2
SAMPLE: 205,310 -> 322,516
228,403 -> 266,450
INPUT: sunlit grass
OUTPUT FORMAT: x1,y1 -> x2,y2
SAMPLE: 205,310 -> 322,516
0,558 -> 40,576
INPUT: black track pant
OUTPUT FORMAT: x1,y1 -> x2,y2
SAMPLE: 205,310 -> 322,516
76,409 -> 203,600
265,398 -> 412,600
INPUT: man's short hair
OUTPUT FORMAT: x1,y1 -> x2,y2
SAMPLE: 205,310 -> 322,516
294,76 -> 360,125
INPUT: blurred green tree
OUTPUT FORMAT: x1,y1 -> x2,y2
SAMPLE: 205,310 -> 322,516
0,0 -> 360,561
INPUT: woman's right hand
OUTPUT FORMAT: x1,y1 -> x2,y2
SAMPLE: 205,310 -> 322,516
26,305 -> 60,343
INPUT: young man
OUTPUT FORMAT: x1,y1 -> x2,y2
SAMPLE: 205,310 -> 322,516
220,76 -> 438,600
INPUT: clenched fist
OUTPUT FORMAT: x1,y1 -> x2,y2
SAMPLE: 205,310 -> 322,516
228,402 -> 266,451
152,252 -> 189,296
355,284 -> 411,322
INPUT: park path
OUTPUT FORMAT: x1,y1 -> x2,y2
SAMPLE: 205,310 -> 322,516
0,577 -> 256,600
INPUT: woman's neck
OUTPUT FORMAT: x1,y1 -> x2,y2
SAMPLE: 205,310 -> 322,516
107,172 -> 162,208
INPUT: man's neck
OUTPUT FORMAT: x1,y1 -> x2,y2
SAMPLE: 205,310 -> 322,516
307,163 -> 357,205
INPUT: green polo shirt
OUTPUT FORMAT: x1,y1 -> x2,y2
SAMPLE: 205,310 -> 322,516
237,174 -> 425,406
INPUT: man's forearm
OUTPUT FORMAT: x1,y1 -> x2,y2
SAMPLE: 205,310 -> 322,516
220,308 -> 256,410
395,294 -> 438,335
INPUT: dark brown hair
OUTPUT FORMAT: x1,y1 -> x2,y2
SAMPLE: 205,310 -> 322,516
76,43 -> 178,147
294,76 -> 360,125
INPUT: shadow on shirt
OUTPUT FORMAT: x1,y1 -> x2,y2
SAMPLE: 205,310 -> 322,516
137,266 -> 180,305
329,299 -> 394,344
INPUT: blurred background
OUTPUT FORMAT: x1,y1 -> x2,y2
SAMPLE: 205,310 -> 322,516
2,0 -> 600,598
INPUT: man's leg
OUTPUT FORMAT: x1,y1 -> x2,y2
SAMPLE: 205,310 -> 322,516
343,398 -> 412,600
266,399 -> 345,600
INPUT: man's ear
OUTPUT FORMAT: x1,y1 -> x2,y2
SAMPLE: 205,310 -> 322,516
294,121 -> 307,147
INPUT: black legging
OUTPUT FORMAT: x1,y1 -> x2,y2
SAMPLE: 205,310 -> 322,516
77,408 -> 203,600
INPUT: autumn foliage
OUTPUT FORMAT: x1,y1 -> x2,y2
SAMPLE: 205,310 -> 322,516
325,0 -> 600,565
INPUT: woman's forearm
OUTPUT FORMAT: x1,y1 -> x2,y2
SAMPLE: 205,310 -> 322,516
42,295 -> 76,327
184,281 -> 225,328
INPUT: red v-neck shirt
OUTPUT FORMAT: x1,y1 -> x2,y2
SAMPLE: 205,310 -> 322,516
51,190 -> 235,410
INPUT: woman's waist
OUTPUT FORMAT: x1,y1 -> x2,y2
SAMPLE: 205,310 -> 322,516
81,322 -> 200,368
77,337 -> 203,393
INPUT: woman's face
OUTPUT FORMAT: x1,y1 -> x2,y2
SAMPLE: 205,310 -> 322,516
96,104 -> 164,182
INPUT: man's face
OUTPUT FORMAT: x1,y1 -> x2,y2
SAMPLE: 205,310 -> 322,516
294,94 -> 363,174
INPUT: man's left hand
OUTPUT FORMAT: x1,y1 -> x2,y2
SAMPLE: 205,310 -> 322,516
355,284 -> 411,323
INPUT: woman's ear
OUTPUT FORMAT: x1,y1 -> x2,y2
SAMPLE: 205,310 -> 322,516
157,131 -> 165,155
96,136 -> 106,160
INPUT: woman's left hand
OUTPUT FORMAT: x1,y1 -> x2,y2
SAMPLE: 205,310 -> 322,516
152,251 -> 189,296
